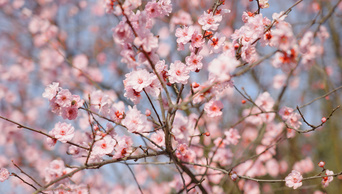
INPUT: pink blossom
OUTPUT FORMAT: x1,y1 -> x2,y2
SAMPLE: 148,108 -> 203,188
112,21 -> 134,45
293,157 -> 314,174
266,159 -> 279,177
185,53 -> 203,72
259,0 -> 269,8
109,101 -> 125,123
92,136 -> 115,157
208,53 -> 239,82
223,128 -> 240,145
124,86 -> 142,104
150,130 -> 165,149
190,30 -> 205,49
286,112 -> 302,130
255,92 -> 274,111
204,100 -> 223,117
270,21 -> 295,51
0,168 -> 9,182
51,122 -> 75,143
55,89 -> 72,107
208,33 -> 226,53
134,30 -> 158,52
198,11 -> 222,31
145,1 -> 162,18
175,26 -> 195,45
61,107 -> 78,120
168,60 -> 190,84
124,69 -> 154,93
42,82 -> 60,100
322,170 -> 334,187
285,170 -> 303,189
122,106 -> 151,133
113,136 -> 133,159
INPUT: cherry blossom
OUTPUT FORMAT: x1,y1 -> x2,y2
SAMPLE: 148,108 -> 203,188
204,100 -> 224,117
0,168 -> 9,182
92,136 -> 115,157
51,122 -> 75,143
285,170 -> 303,189
322,170 -> 334,187
198,11 -> 222,31
168,60 -> 190,84
122,105 -> 152,133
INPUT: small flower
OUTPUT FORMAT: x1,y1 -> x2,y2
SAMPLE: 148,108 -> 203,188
285,170 -> 303,189
204,100 -> 224,117
322,170 -> 334,187
42,82 -> 60,100
318,161 -> 325,168
51,122 -> 75,143
168,60 -> 190,84
0,168 -> 10,182
230,171 -> 238,181
321,117 -> 327,123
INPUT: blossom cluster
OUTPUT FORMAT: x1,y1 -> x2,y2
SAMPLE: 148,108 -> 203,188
42,82 -> 84,120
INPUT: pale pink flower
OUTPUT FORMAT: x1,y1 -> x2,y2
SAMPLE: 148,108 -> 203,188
279,106 -> 294,121
92,136 -> 115,157
211,148 -> 233,166
150,130 -> 165,149
0,168 -> 9,182
224,128 -> 241,145
109,101 -> 125,123
285,170 -> 303,189
322,170 -> 334,187
259,0 -> 269,8
175,26 -> 195,45
124,86 -> 142,104
204,100 -> 223,117
72,54 -> 88,69
55,89 -> 72,107
113,136 -> 133,159
158,0 -> 172,16
185,53 -> 203,72
145,1 -> 162,18
112,21 -> 134,45
266,159 -> 279,177
208,33 -> 226,53
124,69 -> 154,92
243,181 -> 260,194
208,53 -> 239,82
198,11 -> 222,31
122,106 -> 151,133
286,112 -> 302,130
168,60 -> 190,84
293,157 -> 314,174
89,90 -> 111,114
270,21 -> 295,51
42,82 -> 60,100
172,113 -> 195,141
48,159 -> 65,175
51,122 -> 75,143
145,74 -> 162,97
255,92 -> 275,111
61,107 -> 78,120
273,74 -> 286,89
169,10 -> 193,31
190,30 -> 205,49
134,30 -> 158,52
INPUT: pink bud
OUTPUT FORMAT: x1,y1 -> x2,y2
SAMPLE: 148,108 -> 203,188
192,82 -> 200,88
321,117 -> 327,123
230,172 -> 238,181
318,161 -> 325,168
145,109 -> 151,116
